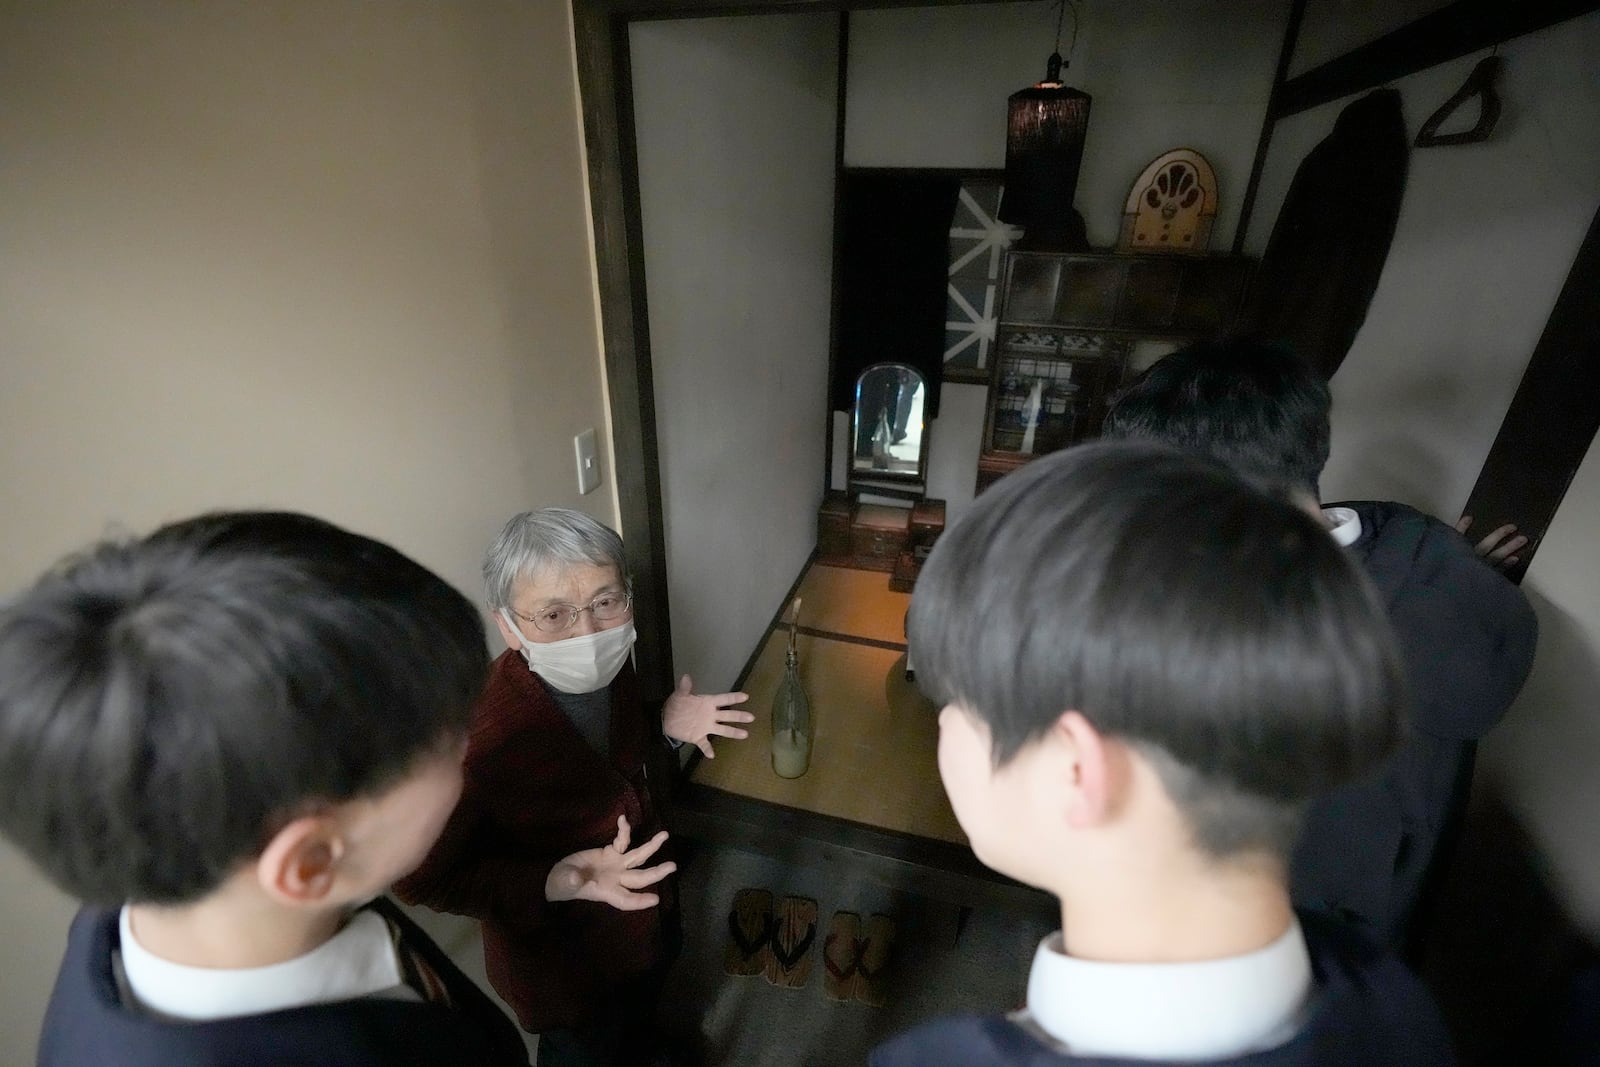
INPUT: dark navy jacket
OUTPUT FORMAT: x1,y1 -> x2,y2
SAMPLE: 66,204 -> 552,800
37,897 -> 529,1067
1291,501 -> 1537,949
871,910 -> 1456,1067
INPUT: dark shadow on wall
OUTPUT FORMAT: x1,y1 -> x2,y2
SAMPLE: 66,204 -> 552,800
1419,588 -> 1600,1066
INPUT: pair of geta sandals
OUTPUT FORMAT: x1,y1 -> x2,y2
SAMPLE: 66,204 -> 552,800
725,889 -> 816,988
725,888 -> 894,1006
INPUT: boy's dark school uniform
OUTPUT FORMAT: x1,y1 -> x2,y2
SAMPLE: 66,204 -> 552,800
1292,501 -> 1538,947
37,896 -> 529,1067
871,910 -> 1456,1067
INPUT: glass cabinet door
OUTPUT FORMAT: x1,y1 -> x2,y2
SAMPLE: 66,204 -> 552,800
985,329 -> 1129,458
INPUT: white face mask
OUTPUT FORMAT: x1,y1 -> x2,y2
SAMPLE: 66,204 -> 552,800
501,611 -> 636,694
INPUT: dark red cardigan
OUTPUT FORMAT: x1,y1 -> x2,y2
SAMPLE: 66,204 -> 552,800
394,650 -> 679,1033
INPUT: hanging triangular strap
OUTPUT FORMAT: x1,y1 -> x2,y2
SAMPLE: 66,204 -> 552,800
728,908 -> 775,960
824,933 -> 868,980
771,921 -> 817,972
1416,55 -> 1503,147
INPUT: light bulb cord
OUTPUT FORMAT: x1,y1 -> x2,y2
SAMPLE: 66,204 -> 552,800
1045,0 -> 1080,82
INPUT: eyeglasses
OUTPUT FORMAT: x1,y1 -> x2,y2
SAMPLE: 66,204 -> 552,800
508,592 -> 633,634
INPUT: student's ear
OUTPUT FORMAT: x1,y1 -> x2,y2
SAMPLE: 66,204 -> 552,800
1053,710 -> 1118,828
256,815 -> 346,905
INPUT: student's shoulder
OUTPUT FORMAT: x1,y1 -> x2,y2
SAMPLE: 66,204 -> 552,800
1339,500 -> 1456,565
1337,499 -> 1536,735
39,906 -> 193,1067
41,904 -> 118,1027
1295,909 -> 1458,1066
870,1013 -> 1072,1067
42,904 -> 529,1067
45,979 -> 528,1067
1338,500 -> 1513,599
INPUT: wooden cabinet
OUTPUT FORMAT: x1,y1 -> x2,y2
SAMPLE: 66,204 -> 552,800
890,499 -> 948,592
851,505 -> 909,572
977,250 -> 1253,492
817,491 -> 854,565
816,492 -> 946,586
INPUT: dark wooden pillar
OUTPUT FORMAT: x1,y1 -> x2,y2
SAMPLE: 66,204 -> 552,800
1463,200 -> 1600,582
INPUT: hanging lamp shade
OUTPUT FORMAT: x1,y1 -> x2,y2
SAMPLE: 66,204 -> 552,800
999,52 -> 1091,249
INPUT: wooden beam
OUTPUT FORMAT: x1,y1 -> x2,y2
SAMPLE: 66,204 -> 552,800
583,0 -> 1014,17
823,12 -> 849,497
1463,199 -> 1600,583
1233,0 -> 1305,255
1274,0 -> 1600,119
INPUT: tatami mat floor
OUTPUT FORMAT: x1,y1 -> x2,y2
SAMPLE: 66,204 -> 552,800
661,561 -> 1055,1065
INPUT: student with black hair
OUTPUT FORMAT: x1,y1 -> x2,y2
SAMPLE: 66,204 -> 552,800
873,443 -> 1455,1065
1101,340 -> 1537,955
0,512 -> 530,1066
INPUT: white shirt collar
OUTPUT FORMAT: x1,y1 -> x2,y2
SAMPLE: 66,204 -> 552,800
1323,506 -> 1362,547
118,905 -> 409,1021
1018,919 -> 1313,1061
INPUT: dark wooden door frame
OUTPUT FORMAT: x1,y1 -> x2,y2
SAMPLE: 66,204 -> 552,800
570,0 -> 1010,698
1463,202 -> 1600,584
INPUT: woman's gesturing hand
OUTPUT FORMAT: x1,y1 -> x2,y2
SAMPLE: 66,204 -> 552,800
544,816 -> 675,911
662,673 -> 753,759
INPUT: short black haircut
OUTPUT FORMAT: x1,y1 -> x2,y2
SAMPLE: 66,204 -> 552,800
0,512 -> 488,906
909,442 -> 1405,859
1102,339 -> 1332,496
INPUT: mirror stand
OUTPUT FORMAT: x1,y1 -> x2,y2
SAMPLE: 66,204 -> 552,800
816,362 -> 946,589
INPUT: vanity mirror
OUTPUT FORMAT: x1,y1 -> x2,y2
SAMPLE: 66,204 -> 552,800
850,362 -> 929,497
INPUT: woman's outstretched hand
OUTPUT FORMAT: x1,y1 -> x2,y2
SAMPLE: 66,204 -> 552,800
544,816 -> 675,911
662,673 -> 753,759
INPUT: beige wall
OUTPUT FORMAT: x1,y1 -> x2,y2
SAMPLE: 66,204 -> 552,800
846,0 -> 1288,250
0,2 -> 608,1058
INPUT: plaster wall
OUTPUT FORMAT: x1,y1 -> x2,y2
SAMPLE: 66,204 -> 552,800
630,14 -> 840,691
0,3 -> 609,1058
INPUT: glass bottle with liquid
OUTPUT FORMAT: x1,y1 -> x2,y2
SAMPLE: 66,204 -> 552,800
771,599 -> 812,778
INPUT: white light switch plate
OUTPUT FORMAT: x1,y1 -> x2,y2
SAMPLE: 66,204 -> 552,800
574,428 -> 601,495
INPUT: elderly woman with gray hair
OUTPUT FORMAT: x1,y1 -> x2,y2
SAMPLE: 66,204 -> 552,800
397,507 -> 751,1067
